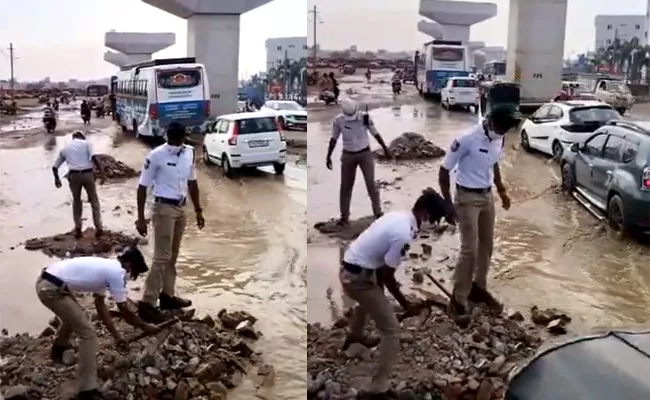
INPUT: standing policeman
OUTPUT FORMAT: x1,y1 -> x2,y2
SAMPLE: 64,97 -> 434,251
135,122 -> 205,322
438,107 -> 518,319
326,98 -> 390,226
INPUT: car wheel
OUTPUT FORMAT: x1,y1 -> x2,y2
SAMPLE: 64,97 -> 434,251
221,154 -> 235,179
520,130 -> 531,152
202,146 -> 212,165
561,162 -> 575,192
273,162 -> 285,175
552,140 -> 563,160
607,194 -> 630,233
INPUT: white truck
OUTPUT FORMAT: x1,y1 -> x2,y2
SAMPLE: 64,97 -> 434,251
505,0 -> 568,112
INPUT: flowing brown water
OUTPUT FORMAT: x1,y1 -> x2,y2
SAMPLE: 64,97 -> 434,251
0,110 -> 307,399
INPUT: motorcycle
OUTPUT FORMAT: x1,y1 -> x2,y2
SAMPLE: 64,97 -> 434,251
44,117 -> 56,133
319,90 -> 337,105
96,107 -> 105,118
392,80 -> 402,95
81,111 -> 90,125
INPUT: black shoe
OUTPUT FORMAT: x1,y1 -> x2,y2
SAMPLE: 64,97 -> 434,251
94,229 -> 104,239
51,344 -> 71,364
74,228 -> 83,239
336,218 -> 349,227
159,293 -> 192,310
137,301 -> 168,323
76,389 -> 104,400
468,283 -> 504,313
341,334 -> 381,351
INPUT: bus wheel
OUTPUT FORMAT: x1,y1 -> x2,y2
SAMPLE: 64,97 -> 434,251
132,119 -> 139,138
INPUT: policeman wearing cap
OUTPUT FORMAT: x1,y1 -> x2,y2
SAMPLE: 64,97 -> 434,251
135,122 -> 205,322
326,98 -> 391,226
35,246 -> 160,400
438,107 -> 518,320
52,130 -> 106,239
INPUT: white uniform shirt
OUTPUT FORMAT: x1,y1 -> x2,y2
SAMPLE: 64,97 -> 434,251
53,138 -> 95,171
344,211 -> 417,270
138,144 -> 196,200
441,124 -> 504,189
332,113 -> 377,152
44,257 -> 128,302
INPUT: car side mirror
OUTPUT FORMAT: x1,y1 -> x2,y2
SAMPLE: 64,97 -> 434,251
570,143 -> 579,153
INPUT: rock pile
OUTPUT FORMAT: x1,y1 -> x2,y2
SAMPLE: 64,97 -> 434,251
307,304 -> 570,400
0,302 -> 268,400
23,228 -> 141,258
94,154 -> 139,180
374,132 -> 446,161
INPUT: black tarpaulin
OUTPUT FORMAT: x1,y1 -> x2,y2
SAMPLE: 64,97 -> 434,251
506,330 -> 650,400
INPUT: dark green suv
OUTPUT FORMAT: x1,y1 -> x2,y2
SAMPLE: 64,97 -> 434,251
560,120 -> 650,233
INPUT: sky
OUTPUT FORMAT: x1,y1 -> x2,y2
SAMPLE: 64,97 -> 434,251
0,0 -> 307,81
308,0 -> 649,55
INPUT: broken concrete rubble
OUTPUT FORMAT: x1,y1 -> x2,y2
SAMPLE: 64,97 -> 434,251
374,132 -> 446,161
23,228 -> 141,258
93,154 -> 139,180
0,300 -> 269,400
307,304 -> 571,399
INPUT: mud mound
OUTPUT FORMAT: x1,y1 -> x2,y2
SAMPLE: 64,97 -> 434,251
374,132 -> 446,161
0,300 -> 272,400
314,216 -> 375,241
23,228 -> 140,258
94,154 -> 138,180
307,305 -> 571,399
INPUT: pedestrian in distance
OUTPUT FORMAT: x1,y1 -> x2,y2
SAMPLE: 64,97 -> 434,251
438,106 -> 519,323
35,246 -> 162,400
135,122 -> 205,323
326,98 -> 391,226
52,131 -> 106,239
339,189 -> 455,399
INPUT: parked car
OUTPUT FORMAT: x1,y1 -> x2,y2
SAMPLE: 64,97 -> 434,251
441,77 -> 479,111
560,120 -> 650,233
260,100 -> 307,131
202,112 -> 287,178
520,100 -> 620,159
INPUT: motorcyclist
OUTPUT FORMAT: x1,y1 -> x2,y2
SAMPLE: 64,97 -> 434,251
365,68 -> 372,83
80,100 -> 91,124
391,71 -> 402,95
52,99 -> 60,111
43,102 -> 57,131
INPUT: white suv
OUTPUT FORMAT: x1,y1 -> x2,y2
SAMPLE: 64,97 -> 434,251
260,100 -> 307,130
441,77 -> 479,111
520,100 -> 621,159
203,112 -> 287,178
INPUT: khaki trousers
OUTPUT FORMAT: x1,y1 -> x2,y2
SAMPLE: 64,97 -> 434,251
68,171 -> 102,230
142,202 -> 187,305
340,149 -> 381,220
35,278 -> 98,392
340,268 -> 399,393
452,189 -> 496,305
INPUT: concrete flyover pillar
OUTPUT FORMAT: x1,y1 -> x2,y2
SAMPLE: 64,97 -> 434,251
104,51 -> 129,68
104,32 -> 176,65
506,0 -> 567,100
419,0 -> 496,42
417,20 -> 444,39
142,0 -> 273,117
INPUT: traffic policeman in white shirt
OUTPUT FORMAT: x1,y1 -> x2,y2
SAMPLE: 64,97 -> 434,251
35,246 -> 161,400
52,131 -> 106,239
135,122 -> 205,323
438,107 -> 519,320
340,189 -> 453,398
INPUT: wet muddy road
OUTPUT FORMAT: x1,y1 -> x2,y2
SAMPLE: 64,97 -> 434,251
307,78 -> 650,332
0,107 -> 307,399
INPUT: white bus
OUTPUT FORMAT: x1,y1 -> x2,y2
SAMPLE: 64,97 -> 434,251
416,40 -> 470,98
114,57 -> 210,138
482,60 -> 506,81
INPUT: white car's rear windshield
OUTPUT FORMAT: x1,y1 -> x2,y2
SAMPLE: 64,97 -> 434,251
452,79 -> 476,88
569,106 -> 621,123
237,117 -> 277,134
271,102 -> 303,111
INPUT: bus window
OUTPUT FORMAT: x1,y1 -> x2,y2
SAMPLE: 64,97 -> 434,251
157,68 -> 202,89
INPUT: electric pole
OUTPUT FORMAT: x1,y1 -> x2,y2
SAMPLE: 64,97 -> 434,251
308,5 -> 320,63
9,43 -> 15,102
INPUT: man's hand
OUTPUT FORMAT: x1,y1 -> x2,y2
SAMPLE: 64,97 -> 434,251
134,218 -> 148,236
444,200 -> 457,225
196,210 -> 205,229
326,157 -> 333,170
54,178 -> 62,188
383,147 -> 391,159
498,189 -> 511,210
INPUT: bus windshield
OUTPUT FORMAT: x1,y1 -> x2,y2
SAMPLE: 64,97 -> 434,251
157,68 -> 202,89
86,85 -> 108,97
432,47 -> 464,63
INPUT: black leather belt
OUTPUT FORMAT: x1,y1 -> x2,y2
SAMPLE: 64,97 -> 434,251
342,261 -> 372,275
457,184 -> 491,194
41,270 -> 65,288
155,196 -> 186,207
68,168 -> 93,174
342,146 -> 370,155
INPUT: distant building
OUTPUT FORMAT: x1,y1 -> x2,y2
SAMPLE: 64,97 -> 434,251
265,37 -> 308,71
594,15 -> 646,50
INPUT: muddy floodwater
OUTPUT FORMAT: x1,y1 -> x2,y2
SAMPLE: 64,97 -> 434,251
307,75 -> 650,333
0,106 -> 307,399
